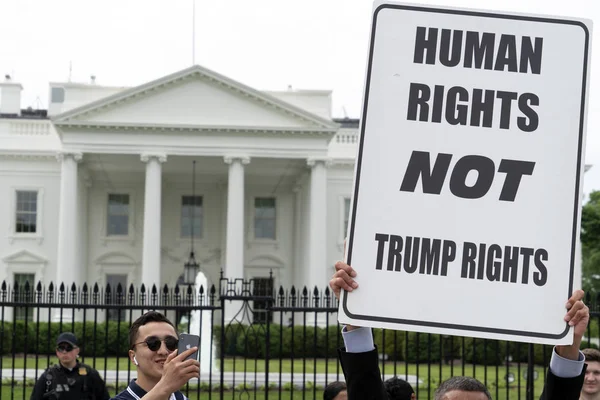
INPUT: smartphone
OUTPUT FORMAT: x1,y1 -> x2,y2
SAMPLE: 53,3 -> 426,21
178,333 -> 200,360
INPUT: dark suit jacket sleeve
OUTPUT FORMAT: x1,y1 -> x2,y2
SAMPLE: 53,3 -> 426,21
539,364 -> 586,400
338,347 -> 388,400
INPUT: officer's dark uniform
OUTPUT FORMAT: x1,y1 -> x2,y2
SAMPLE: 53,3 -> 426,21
30,362 -> 110,400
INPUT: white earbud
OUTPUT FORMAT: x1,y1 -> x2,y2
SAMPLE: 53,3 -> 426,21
133,355 -> 139,366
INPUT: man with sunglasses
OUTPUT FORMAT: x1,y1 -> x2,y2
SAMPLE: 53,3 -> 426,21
112,311 -> 200,400
30,332 -> 110,400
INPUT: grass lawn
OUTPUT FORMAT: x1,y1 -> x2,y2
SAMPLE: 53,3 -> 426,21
1,356 -> 547,398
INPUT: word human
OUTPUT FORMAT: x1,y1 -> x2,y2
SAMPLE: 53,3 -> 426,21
406,27 -> 544,132
413,27 -> 543,73
373,233 -> 548,286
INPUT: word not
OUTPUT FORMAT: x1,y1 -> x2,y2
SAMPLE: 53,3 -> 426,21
399,151 -> 535,201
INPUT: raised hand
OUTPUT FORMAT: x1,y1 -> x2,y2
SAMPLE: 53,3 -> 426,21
329,261 -> 358,301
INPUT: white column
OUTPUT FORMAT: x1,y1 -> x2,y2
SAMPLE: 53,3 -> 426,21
141,153 -> 167,290
56,152 -> 82,289
307,158 -> 329,291
224,156 -> 250,279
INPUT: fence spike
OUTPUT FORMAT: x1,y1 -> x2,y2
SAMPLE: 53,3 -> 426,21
93,282 -> 99,293
117,283 -> 123,294
82,283 -> 88,293
174,284 -> 180,295
199,285 -> 205,295
162,284 -> 169,294
36,281 -> 43,292
151,284 -> 158,295
71,282 -> 77,292
140,284 -> 146,293
1,281 -> 6,291
59,282 -> 65,292
129,284 -> 135,294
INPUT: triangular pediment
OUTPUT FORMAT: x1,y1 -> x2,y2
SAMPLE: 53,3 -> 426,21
3,250 -> 47,264
53,65 -> 338,132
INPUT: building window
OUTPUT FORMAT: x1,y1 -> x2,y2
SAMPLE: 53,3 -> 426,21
106,274 -> 127,321
51,87 -> 65,103
15,190 -> 38,233
107,194 -> 129,236
252,277 -> 273,324
181,196 -> 203,238
14,273 -> 35,322
344,197 -> 351,235
254,197 -> 276,240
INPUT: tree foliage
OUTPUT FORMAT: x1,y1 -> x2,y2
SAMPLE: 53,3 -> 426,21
582,191 -> 600,293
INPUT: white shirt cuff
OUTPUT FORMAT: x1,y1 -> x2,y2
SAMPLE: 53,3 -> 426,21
549,347 -> 585,378
341,326 -> 375,353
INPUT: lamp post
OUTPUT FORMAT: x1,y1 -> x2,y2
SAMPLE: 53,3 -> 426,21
183,160 -> 200,286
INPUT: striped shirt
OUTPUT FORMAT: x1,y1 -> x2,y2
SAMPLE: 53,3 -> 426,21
111,380 -> 188,400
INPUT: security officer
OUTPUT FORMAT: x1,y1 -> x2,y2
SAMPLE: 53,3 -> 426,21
30,332 -> 110,400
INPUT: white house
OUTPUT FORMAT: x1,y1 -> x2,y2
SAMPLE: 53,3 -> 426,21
0,65 -> 360,317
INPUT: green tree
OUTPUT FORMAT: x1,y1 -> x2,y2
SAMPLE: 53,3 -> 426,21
582,191 -> 600,294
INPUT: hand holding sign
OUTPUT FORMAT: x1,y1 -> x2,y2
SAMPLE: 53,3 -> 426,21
557,290 -> 589,360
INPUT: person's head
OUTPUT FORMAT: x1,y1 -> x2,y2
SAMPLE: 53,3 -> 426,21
583,348 -> 600,396
128,311 -> 178,385
384,376 -> 416,400
55,332 -> 80,369
434,376 -> 491,400
323,381 -> 347,400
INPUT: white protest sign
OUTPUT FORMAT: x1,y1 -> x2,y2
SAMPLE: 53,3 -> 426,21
339,1 -> 591,344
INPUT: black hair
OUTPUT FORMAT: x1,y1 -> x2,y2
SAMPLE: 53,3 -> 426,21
434,376 -> 491,400
384,376 -> 415,400
323,381 -> 347,400
129,311 -> 177,349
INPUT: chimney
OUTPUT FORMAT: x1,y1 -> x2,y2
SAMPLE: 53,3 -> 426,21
0,75 -> 23,116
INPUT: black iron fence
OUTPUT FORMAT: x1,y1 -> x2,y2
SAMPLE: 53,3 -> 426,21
1,273 -> 599,400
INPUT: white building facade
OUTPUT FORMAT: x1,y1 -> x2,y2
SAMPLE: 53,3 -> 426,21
0,66 -> 359,307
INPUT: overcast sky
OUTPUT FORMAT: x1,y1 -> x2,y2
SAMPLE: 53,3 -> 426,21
2,0 -> 599,200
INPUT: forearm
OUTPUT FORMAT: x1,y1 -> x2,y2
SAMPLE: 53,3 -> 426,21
555,337 -> 581,361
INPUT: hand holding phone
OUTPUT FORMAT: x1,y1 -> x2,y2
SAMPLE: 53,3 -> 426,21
178,333 -> 200,361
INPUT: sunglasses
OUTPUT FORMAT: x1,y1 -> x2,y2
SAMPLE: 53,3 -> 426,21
56,344 -> 74,353
133,335 -> 178,352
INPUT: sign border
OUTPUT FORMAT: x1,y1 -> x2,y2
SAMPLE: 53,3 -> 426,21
343,3 -> 589,340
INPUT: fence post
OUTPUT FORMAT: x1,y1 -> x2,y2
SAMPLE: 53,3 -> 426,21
220,278 -> 226,400
526,343 -> 534,400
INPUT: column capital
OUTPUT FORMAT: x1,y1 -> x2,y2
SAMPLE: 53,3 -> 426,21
56,151 -> 83,163
141,153 -> 167,163
224,155 -> 250,165
307,157 -> 332,168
